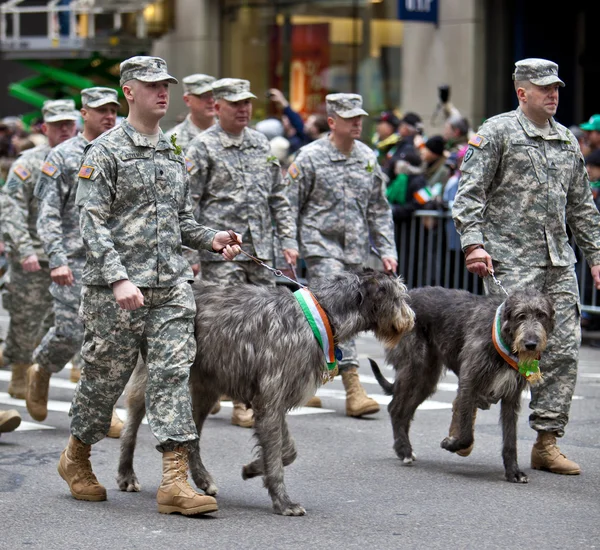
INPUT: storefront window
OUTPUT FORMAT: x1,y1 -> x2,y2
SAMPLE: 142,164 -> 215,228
221,0 -> 402,128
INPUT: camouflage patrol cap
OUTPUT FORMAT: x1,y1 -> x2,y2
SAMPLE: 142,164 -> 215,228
42,99 -> 79,123
512,58 -> 565,87
212,78 -> 257,102
326,93 -> 368,118
183,74 -> 216,96
119,56 -> 178,87
81,87 -> 120,109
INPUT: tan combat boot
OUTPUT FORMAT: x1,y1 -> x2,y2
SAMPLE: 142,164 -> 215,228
157,447 -> 218,515
57,435 -> 107,501
107,408 -> 124,439
231,402 -> 254,428
0,409 -> 21,433
531,431 -> 581,475
26,364 -> 51,421
7,362 -> 31,399
305,395 -> 322,408
341,367 -> 380,417
448,397 -> 477,457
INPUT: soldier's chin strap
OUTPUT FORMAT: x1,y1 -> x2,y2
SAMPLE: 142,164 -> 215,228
219,229 -> 307,289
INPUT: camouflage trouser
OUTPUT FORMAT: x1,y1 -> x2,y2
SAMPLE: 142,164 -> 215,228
70,282 -> 198,450
33,260 -> 84,374
3,257 -> 53,364
485,263 -> 580,437
200,260 -> 276,287
304,258 -> 362,371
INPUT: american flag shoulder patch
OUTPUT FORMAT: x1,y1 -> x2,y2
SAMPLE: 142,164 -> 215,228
288,162 -> 300,179
78,165 -> 95,179
13,165 -> 31,181
185,158 -> 194,173
468,134 -> 484,148
42,162 -> 58,177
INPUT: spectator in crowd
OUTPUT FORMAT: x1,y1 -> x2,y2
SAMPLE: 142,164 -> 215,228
569,125 -> 588,157
267,88 -> 309,154
443,114 -> 471,153
305,114 -> 329,142
383,112 -> 423,182
372,110 -> 401,168
580,114 -> 600,156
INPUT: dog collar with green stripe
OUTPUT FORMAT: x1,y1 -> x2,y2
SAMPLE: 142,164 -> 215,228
293,288 -> 339,380
491,302 -> 542,383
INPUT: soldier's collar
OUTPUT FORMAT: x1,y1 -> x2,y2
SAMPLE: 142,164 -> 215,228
121,119 -> 172,151
327,136 -> 361,163
516,108 -> 568,142
216,124 -> 259,150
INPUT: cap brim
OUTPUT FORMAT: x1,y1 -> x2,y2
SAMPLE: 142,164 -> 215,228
530,76 -> 565,87
580,122 -> 600,131
85,98 -> 121,109
44,114 -> 80,123
136,73 -> 179,85
186,85 -> 214,96
337,108 -> 368,118
220,92 -> 257,102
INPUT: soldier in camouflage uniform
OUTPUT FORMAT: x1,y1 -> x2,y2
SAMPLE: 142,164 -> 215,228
57,56 -> 241,515
285,93 -> 398,418
165,74 -> 216,277
1,100 -> 78,399
453,58 -> 600,475
165,73 -> 216,150
26,88 -> 124,438
185,78 -> 299,427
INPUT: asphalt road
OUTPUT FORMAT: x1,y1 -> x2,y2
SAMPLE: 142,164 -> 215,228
1,312 -> 599,550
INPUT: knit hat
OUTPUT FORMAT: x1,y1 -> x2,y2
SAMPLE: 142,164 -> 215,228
425,135 -> 445,156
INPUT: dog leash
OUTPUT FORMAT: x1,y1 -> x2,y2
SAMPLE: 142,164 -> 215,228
465,255 -> 509,297
369,246 -> 400,278
220,230 -> 307,289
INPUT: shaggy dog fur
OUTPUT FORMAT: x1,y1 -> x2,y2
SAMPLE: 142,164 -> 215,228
370,286 -> 554,483
117,268 -> 415,515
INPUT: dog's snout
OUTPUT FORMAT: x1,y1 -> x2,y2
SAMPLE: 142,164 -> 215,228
525,341 -> 538,351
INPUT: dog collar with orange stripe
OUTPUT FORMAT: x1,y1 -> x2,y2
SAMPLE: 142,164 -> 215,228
294,288 -> 339,382
492,303 -> 542,384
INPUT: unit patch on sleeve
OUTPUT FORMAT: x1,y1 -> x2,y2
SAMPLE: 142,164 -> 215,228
185,158 -> 194,173
468,134 -> 484,148
13,165 -> 31,181
288,162 -> 300,179
41,162 -> 58,177
78,165 -> 95,179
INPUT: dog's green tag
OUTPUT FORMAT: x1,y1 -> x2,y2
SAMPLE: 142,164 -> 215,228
518,359 -> 539,378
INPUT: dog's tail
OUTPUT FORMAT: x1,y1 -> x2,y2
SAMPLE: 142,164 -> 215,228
368,358 -> 394,395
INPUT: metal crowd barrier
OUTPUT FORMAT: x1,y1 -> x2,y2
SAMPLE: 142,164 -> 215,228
394,210 -> 599,314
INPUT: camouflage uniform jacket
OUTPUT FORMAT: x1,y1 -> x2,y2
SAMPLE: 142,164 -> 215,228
286,136 -> 397,264
185,123 -> 297,261
35,133 -> 88,269
165,115 -> 203,152
2,144 -> 51,261
453,107 -> 600,267
75,120 -> 218,287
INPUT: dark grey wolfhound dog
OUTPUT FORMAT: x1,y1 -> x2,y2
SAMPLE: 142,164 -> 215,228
370,286 -> 554,483
118,268 -> 415,515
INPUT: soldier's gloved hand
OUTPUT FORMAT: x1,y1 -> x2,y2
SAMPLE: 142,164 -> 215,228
382,257 -> 398,275
112,279 -> 144,311
213,230 -> 242,261
591,265 -> 600,290
51,265 -> 74,286
22,254 -> 41,273
283,248 -> 299,267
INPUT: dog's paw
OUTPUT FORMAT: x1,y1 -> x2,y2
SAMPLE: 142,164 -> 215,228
241,463 -> 260,480
117,473 -> 141,492
277,503 -> 306,516
506,470 -> 528,484
204,482 -> 219,496
402,452 -> 417,465
441,436 -> 473,454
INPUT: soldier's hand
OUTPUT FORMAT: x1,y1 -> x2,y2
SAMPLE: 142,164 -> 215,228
382,257 -> 398,275
283,248 -> 299,267
0,241 -> 4,255
191,263 -> 200,277
213,230 -> 242,261
51,265 -> 74,286
591,265 -> 600,290
112,279 -> 144,311
22,254 -> 41,272
465,247 -> 493,278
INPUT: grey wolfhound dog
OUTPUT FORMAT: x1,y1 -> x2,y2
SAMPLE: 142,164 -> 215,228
370,286 -> 554,484
118,268 -> 415,515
